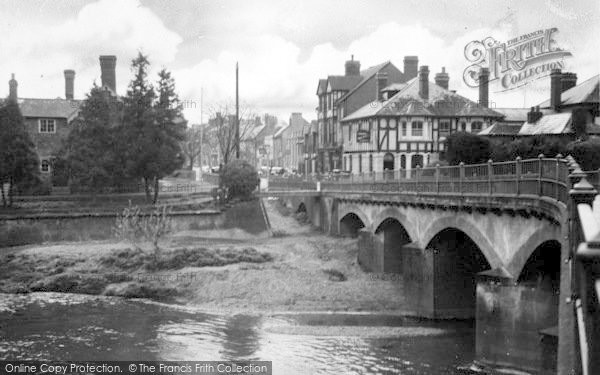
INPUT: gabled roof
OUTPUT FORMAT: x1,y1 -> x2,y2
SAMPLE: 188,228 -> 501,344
273,124 -> 289,138
316,79 -> 327,95
342,78 -> 504,121
538,74 -> 600,108
337,61 -> 393,103
17,98 -> 82,121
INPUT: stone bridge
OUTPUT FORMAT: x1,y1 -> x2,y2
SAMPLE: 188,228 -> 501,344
261,156 -> 595,375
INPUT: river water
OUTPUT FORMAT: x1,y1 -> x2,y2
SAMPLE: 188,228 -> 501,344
0,293 -> 475,374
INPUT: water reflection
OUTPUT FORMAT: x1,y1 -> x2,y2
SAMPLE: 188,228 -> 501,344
0,293 -> 474,374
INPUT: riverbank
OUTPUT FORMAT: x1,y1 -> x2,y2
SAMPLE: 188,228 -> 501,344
0,199 -> 408,314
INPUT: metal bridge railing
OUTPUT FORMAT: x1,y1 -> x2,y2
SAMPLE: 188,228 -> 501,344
266,155 -> 570,203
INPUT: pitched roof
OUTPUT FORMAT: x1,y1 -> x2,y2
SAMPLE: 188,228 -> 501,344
538,74 -> 600,108
518,112 -> 572,135
337,61 -> 392,102
478,122 -> 522,135
493,108 -> 532,122
342,78 -> 504,121
327,75 -> 362,91
273,124 -> 289,138
17,98 -> 82,120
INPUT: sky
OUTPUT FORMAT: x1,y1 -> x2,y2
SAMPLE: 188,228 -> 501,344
0,0 -> 598,124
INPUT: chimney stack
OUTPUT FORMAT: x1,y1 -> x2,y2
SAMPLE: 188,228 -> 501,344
64,70 -> 75,100
527,106 -> 543,123
561,72 -> 577,92
376,72 -> 388,101
99,55 -> 117,94
478,68 -> 489,108
550,69 -> 562,110
435,67 -> 449,90
403,56 -> 418,80
8,73 -> 17,102
345,55 -> 361,76
419,66 -> 429,100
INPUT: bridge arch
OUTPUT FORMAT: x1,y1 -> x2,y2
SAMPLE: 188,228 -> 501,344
374,217 -> 412,273
338,205 -> 370,232
372,207 -> 417,240
507,227 -> 562,278
421,215 -> 501,269
425,227 -> 492,318
339,213 -> 366,237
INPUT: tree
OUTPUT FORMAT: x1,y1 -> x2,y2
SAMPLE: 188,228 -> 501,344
0,99 -> 40,207
121,54 -> 186,204
504,135 -> 567,160
181,125 -> 204,170
121,53 -> 159,202
445,132 -> 491,165
62,84 -> 123,194
219,159 -> 259,200
567,137 -> 600,171
206,101 -> 257,165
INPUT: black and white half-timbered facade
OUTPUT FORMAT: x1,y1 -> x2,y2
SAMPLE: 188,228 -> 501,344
340,66 -> 503,174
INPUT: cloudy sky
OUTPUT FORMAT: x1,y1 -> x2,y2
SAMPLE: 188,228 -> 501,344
1,0 -> 598,124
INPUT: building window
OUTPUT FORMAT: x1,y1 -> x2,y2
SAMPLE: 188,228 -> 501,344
461,122 -> 467,131
471,121 -> 483,133
369,154 -> 373,172
400,154 -> 406,169
411,121 -> 423,137
439,121 -> 450,138
358,154 -> 362,173
401,121 -> 407,136
349,155 -> 353,172
40,159 -> 50,173
39,119 -> 56,133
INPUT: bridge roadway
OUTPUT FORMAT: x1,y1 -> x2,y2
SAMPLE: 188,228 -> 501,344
259,156 -> 587,375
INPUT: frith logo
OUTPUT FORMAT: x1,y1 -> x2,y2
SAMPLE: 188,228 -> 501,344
463,28 -> 572,92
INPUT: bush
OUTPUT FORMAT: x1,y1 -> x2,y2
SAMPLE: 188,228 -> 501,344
219,159 -> 259,200
113,204 -> 173,253
567,137 -> 600,171
505,135 -> 567,160
445,132 -> 491,165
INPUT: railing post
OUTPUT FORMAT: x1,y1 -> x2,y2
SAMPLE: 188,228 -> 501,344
435,163 -> 440,194
515,157 -> 521,195
538,154 -> 545,196
459,162 -> 465,195
488,159 -> 493,195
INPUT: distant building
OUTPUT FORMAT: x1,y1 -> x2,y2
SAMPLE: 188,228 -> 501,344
3,56 -> 118,178
314,55 -> 418,173
340,66 -> 503,173
272,113 -> 310,172
480,70 -> 600,143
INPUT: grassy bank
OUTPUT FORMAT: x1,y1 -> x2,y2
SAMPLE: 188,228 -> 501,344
0,245 -> 272,302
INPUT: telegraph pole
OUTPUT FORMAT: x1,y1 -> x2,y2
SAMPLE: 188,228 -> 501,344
235,62 -> 240,159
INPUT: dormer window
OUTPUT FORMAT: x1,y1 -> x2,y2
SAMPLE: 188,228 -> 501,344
39,119 -> 56,133
471,121 -> 483,133
40,159 -> 50,173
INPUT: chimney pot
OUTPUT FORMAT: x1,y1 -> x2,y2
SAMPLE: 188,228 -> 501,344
8,73 -> 17,102
99,55 -> 117,94
419,66 -> 430,100
561,72 -> 577,92
64,69 -> 75,100
345,56 -> 361,76
478,68 -> 489,108
550,69 -> 562,110
435,66 -> 450,90
376,72 -> 388,101
403,56 -> 419,81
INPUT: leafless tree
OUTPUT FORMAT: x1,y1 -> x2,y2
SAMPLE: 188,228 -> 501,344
181,125 -> 203,170
205,101 -> 258,165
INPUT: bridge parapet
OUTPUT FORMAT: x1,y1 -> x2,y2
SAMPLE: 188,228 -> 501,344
266,156 -> 570,205
569,156 -> 600,374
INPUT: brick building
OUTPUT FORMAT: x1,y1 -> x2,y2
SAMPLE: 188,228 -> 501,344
3,56 -> 118,179
314,55 -> 418,173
